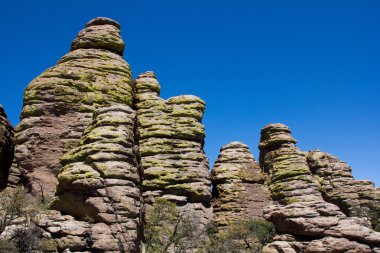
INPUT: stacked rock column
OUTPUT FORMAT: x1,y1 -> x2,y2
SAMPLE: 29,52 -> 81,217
259,123 -> 380,253
135,72 -> 212,227
211,142 -> 271,229
13,17 -> 134,199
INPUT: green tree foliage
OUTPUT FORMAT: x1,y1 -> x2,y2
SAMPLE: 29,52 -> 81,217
144,198 -> 276,253
205,219 -> 276,253
0,186 -> 56,253
144,198 -> 208,253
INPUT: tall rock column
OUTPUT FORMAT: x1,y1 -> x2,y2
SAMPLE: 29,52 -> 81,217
259,124 -> 380,253
13,17 -> 134,198
135,72 -> 212,226
0,105 -> 14,189
52,105 -> 140,252
211,142 -> 271,229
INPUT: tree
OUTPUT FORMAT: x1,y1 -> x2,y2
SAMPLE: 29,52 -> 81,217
0,186 -> 56,252
143,198 -> 208,253
205,219 -> 276,253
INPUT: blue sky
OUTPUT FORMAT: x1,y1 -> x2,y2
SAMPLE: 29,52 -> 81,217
1,1 -> 379,185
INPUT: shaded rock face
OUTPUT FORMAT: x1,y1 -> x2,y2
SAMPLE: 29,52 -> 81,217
260,123 -> 380,253
0,105 -> 14,189
211,141 -> 271,228
13,17 -> 133,199
307,150 -> 380,230
135,72 -> 212,225
52,105 -> 140,252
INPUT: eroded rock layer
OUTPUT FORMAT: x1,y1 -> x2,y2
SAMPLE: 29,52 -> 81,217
307,150 -> 380,231
135,72 -> 212,225
211,141 -> 271,228
260,123 -> 380,253
13,17 -> 133,198
0,105 -> 14,189
52,105 -> 140,252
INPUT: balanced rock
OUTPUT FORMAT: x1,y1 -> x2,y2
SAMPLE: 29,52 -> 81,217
260,123 -> 380,252
135,71 -> 212,226
211,141 -> 270,228
0,105 -> 14,189
52,105 -> 140,252
13,17 -> 133,199
307,150 -> 380,230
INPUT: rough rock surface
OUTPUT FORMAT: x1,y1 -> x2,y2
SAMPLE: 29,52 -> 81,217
0,105 -> 14,189
260,123 -> 380,252
51,105 -> 140,252
13,17 -> 133,199
135,72 -> 212,226
307,150 -> 380,230
211,141 -> 270,228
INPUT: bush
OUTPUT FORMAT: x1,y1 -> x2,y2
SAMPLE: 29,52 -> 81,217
0,186 -> 54,253
144,198 -> 276,253
144,198 -> 208,253
205,219 -> 276,253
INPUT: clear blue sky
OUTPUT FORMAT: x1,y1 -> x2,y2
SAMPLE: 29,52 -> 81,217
1,1 -> 379,185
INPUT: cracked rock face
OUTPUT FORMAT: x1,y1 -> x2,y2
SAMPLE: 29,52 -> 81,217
52,105 -> 140,252
211,141 -> 271,228
135,71 -> 212,226
13,17 -> 133,199
307,150 -> 380,231
260,123 -> 380,253
0,105 -> 14,189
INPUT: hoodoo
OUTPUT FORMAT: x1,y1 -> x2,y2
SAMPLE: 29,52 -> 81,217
0,17 -> 379,253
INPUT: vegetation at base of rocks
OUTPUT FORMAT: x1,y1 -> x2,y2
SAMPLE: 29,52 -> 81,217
144,198 -> 276,253
204,219 -> 276,253
367,203 -> 380,232
144,198 -> 207,253
0,186 -> 55,253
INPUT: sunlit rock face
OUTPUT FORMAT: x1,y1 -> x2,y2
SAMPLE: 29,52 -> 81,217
211,141 -> 271,229
135,71 -> 212,226
13,17 -> 133,199
260,123 -> 380,253
0,105 -> 14,189
52,105 -> 140,252
1,16 -> 380,253
307,150 -> 380,231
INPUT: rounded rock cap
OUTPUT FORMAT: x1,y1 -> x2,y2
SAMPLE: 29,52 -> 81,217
85,17 -> 121,29
259,123 -> 297,150
221,141 -> 249,151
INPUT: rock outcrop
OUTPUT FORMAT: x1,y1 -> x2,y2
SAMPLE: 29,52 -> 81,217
13,17 -> 133,199
211,141 -> 270,228
0,105 -> 14,189
51,105 -> 140,252
135,72 -> 212,226
1,16 -> 380,253
260,124 -> 380,253
307,150 -> 380,231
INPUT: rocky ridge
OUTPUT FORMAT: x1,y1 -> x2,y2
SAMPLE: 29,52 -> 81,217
0,17 -> 379,253
260,124 -> 380,253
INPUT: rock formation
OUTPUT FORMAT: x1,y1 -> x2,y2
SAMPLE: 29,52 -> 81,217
135,72 -> 212,226
0,105 -> 14,189
0,16 -> 379,253
307,150 -> 380,231
211,141 -> 270,228
13,17 -> 133,199
260,124 -> 380,253
50,105 -> 140,252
